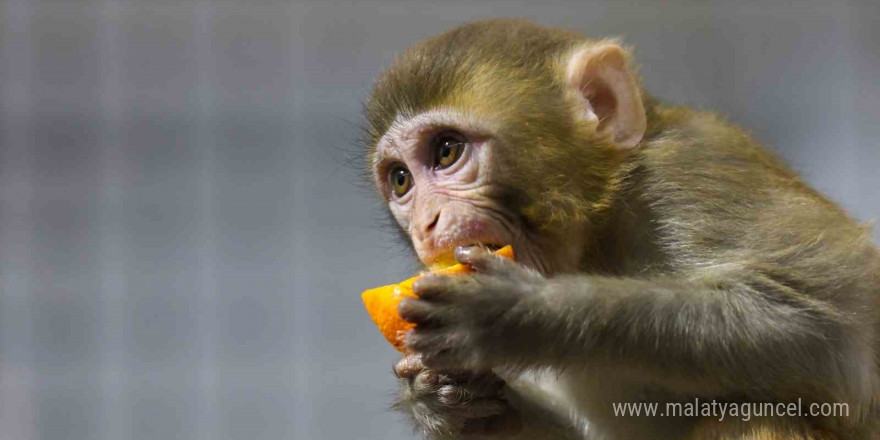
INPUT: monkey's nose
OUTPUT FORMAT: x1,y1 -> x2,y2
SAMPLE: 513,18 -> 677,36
424,211 -> 440,234
414,210 -> 442,244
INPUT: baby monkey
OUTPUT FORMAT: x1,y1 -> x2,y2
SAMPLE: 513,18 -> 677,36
363,19 -> 880,440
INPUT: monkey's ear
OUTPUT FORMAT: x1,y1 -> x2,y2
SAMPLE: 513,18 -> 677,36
566,42 -> 646,149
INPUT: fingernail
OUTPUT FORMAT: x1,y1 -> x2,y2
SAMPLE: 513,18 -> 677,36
398,298 -> 413,317
454,246 -> 473,261
412,275 -> 434,290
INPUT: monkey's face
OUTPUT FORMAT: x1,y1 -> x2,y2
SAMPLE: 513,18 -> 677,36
374,109 -> 520,267
372,108 -> 588,275
367,23 -> 647,274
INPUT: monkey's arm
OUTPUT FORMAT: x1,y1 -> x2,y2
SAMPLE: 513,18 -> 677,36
529,274 -> 860,397
401,248 -> 867,402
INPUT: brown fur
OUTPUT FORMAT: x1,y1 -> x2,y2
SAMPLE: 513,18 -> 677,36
364,19 -> 880,440
687,417 -> 839,440
366,20 -> 625,235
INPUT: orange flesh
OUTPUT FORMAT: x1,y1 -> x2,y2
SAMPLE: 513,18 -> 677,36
361,245 -> 515,352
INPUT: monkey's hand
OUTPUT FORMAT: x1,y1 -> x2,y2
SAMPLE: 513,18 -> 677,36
393,354 -> 523,440
400,246 -> 546,371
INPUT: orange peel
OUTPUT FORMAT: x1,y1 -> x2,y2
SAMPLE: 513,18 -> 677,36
361,245 -> 515,352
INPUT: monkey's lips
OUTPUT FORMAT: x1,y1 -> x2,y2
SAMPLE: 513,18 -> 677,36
419,217 -> 513,268
424,241 -> 507,269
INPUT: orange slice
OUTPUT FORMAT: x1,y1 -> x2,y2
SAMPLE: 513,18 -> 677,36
361,245 -> 515,352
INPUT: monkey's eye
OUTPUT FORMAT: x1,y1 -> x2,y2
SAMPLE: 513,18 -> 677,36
389,165 -> 413,197
432,132 -> 467,169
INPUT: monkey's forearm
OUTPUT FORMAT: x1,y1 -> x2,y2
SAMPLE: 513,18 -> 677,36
517,274 -> 859,398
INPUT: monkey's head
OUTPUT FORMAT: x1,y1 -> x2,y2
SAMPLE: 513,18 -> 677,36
365,19 -> 647,274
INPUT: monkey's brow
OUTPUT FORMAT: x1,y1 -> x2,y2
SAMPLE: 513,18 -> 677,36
371,108 -> 493,172
371,142 -> 404,181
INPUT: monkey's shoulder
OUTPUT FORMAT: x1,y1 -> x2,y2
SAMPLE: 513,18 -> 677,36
626,105 -> 877,286
636,105 -> 832,215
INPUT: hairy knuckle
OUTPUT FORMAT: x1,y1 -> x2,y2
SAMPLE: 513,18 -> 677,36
437,385 -> 468,405
414,368 -> 438,385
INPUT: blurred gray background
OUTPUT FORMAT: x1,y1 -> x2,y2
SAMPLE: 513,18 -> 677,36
0,0 -> 877,439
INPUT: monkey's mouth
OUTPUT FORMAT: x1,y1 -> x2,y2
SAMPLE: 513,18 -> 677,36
425,241 -> 506,268
425,218 -> 512,267
473,243 -> 503,252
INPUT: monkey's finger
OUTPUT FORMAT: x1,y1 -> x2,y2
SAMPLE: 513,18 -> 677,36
398,297 -> 446,326
436,369 -> 477,384
405,328 -> 461,363
436,371 -> 505,395
437,383 -> 475,405
393,354 -> 426,379
412,369 -> 439,395
455,246 -> 518,276
439,380 -> 504,401
412,274 -> 469,301
421,348 -> 478,372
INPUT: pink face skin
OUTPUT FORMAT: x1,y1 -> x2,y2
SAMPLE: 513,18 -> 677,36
373,109 -> 551,274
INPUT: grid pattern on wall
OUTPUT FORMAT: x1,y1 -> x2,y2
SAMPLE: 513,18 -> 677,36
0,1 -> 878,440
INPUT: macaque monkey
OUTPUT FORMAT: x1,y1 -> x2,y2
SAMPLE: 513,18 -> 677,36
362,19 -> 880,440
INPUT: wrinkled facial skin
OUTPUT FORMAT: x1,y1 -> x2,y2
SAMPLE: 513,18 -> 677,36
373,109 -> 577,275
